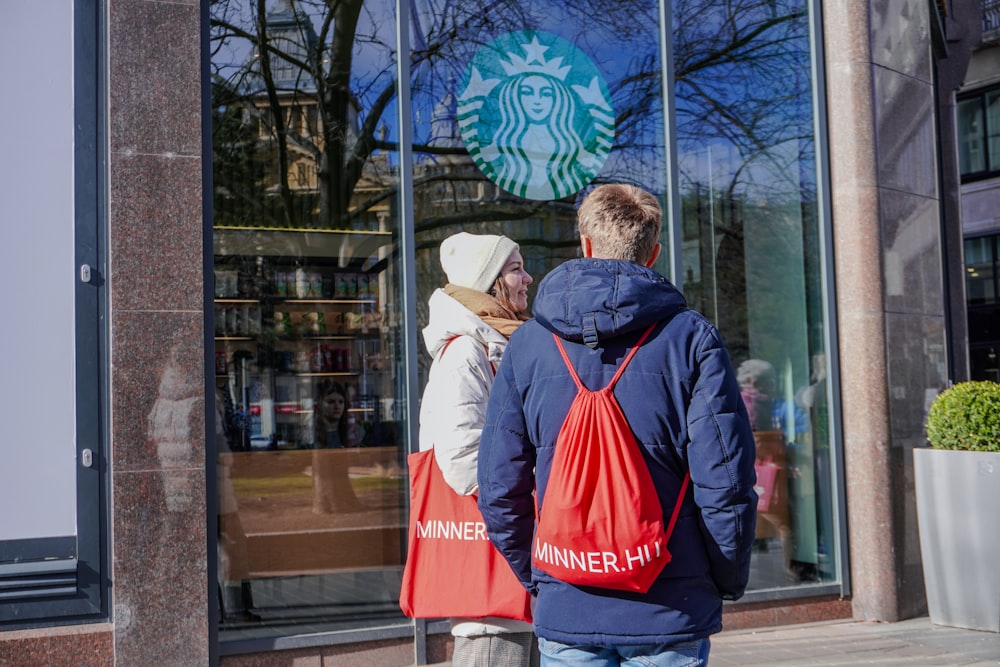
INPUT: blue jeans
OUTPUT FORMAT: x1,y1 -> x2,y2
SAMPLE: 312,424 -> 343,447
537,637 -> 710,667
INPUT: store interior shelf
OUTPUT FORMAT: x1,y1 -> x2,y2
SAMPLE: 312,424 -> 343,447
215,297 -> 377,306
213,226 -> 392,261
283,371 -> 363,378
272,298 -> 376,305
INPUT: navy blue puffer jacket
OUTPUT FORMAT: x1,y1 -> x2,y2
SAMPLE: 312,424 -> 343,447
478,258 -> 757,646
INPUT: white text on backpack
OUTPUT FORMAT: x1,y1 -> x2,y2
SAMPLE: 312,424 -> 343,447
534,538 -> 664,574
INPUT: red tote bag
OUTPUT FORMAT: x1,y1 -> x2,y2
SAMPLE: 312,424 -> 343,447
399,448 -> 532,622
754,459 -> 780,513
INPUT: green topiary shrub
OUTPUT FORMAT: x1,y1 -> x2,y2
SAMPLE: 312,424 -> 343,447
925,381 -> 1000,452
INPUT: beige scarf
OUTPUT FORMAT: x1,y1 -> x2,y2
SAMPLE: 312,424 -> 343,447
444,284 -> 529,339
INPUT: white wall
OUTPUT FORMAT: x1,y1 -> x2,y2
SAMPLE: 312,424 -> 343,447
0,2 -> 78,540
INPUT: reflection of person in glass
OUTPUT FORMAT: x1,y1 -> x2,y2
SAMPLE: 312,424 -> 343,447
216,387 -> 257,621
737,359 -> 795,580
483,71 -> 594,200
316,380 -> 349,448
737,359 -> 777,431
312,380 -> 365,513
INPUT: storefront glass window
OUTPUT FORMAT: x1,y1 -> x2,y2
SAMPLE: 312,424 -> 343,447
211,0 -> 407,639
674,0 -> 836,589
210,0 -> 838,644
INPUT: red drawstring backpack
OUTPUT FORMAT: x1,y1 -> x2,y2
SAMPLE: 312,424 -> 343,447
533,323 -> 690,593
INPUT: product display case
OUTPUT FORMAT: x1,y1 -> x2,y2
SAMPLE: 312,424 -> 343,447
213,227 -> 407,585
213,228 -> 397,452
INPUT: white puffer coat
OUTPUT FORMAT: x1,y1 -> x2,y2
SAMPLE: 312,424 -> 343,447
419,288 -> 508,495
418,288 -> 531,637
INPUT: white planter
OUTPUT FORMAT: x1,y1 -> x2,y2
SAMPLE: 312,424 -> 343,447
913,448 -> 1000,633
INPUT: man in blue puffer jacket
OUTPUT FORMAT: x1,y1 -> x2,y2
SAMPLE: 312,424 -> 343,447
478,183 -> 757,666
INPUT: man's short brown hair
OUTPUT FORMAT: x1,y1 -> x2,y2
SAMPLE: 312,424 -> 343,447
577,184 -> 662,263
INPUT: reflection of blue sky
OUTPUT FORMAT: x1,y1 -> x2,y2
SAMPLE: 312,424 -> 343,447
212,0 -> 811,204
673,0 -> 813,203
213,0 -> 670,191
352,0 -> 401,142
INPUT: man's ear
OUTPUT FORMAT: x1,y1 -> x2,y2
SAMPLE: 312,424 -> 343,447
644,242 -> 662,268
580,235 -> 594,258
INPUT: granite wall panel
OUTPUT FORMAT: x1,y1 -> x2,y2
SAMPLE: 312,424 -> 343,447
869,0 -> 932,83
110,153 -> 204,312
108,0 -> 208,663
873,66 -> 938,199
109,0 -> 202,156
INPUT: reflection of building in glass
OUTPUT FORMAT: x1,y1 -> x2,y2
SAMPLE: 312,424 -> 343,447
218,9 -> 402,295
214,0 -> 388,232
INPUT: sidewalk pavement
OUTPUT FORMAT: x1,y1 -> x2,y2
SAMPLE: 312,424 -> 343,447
425,616 -> 1000,666
709,616 -> 1000,666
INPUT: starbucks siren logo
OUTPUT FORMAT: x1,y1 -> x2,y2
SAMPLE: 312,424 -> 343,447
458,31 -> 614,201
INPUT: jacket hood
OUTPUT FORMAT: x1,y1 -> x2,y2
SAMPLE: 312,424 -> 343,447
533,259 -> 687,345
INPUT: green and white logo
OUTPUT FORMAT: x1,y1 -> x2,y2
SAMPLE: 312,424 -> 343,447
458,31 -> 615,201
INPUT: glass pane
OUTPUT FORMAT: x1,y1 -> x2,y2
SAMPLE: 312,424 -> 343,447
211,0 -> 406,638
987,91 -> 1000,173
965,236 -> 996,305
958,97 -> 985,175
969,345 -> 1000,383
409,0 -> 668,343
673,0 -> 836,589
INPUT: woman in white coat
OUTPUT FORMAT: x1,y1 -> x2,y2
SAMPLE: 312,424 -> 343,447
419,232 -> 536,667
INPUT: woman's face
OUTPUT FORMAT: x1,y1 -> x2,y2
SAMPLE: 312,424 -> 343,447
518,75 -> 555,123
320,391 -> 346,422
499,250 -> 533,313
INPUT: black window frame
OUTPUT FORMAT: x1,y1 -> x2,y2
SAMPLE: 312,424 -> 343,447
958,83 -> 1000,182
0,0 -> 109,629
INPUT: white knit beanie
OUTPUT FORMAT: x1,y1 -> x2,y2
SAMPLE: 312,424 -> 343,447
439,232 -> 519,293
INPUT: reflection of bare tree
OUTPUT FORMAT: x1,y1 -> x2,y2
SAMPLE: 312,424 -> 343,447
211,0 -> 811,220
210,0 -> 816,344
212,0 -> 398,229
674,0 -> 811,199
211,0 -> 547,229
671,0 -> 817,368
